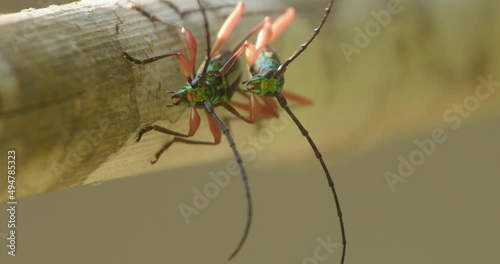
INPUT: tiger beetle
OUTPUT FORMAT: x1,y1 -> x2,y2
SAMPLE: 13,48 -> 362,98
233,0 -> 348,263
123,0 -> 270,260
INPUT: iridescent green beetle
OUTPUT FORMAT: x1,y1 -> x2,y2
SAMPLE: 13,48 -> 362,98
123,1 -> 264,260
238,1 -> 348,264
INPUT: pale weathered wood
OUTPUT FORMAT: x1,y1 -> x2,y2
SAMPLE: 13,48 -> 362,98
1,0 -> 500,202
0,0 -> 266,201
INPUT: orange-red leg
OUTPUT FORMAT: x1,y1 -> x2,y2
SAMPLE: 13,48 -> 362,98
136,108 -> 221,163
245,8 -> 296,68
181,27 -> 198,77
123,26 -> 197,81
228,92 -> 285,123
210,2 -> 245,57
280,90 -> 313,105
229,91 -> 311,122
220,41 -> 251,76
204,108 -> 222,144
123,52 -> 193,82
221,93 -> 260,123
270,7 -> 296,43
255,17 -> 273,50
259,95 -> 280,116
230,18 -> 267,54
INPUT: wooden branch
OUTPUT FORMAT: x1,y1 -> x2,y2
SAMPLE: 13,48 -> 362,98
1,0 -> 499,202
0,0 -> 261,201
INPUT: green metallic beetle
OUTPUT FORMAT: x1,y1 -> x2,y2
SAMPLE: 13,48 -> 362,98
123,1 -> 263,261
239,1 -> 348,264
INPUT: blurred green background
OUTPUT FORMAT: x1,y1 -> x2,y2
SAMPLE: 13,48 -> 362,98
0,0 -> 499,264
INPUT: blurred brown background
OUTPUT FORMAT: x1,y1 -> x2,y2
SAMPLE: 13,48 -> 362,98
0,0 -> 499,264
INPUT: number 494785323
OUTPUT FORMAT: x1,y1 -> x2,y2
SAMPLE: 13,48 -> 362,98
7,150 -> 16,200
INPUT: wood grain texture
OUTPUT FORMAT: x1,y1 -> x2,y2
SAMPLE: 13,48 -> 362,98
0,0 -> 253,201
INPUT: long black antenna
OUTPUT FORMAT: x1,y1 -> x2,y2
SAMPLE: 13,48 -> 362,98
203,102 -> 253,261
196,0 -> 253,260
197,0 -> 211,80
275,0 -> 336,77
275,92 -> 346,264
274,1 -> 346,263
